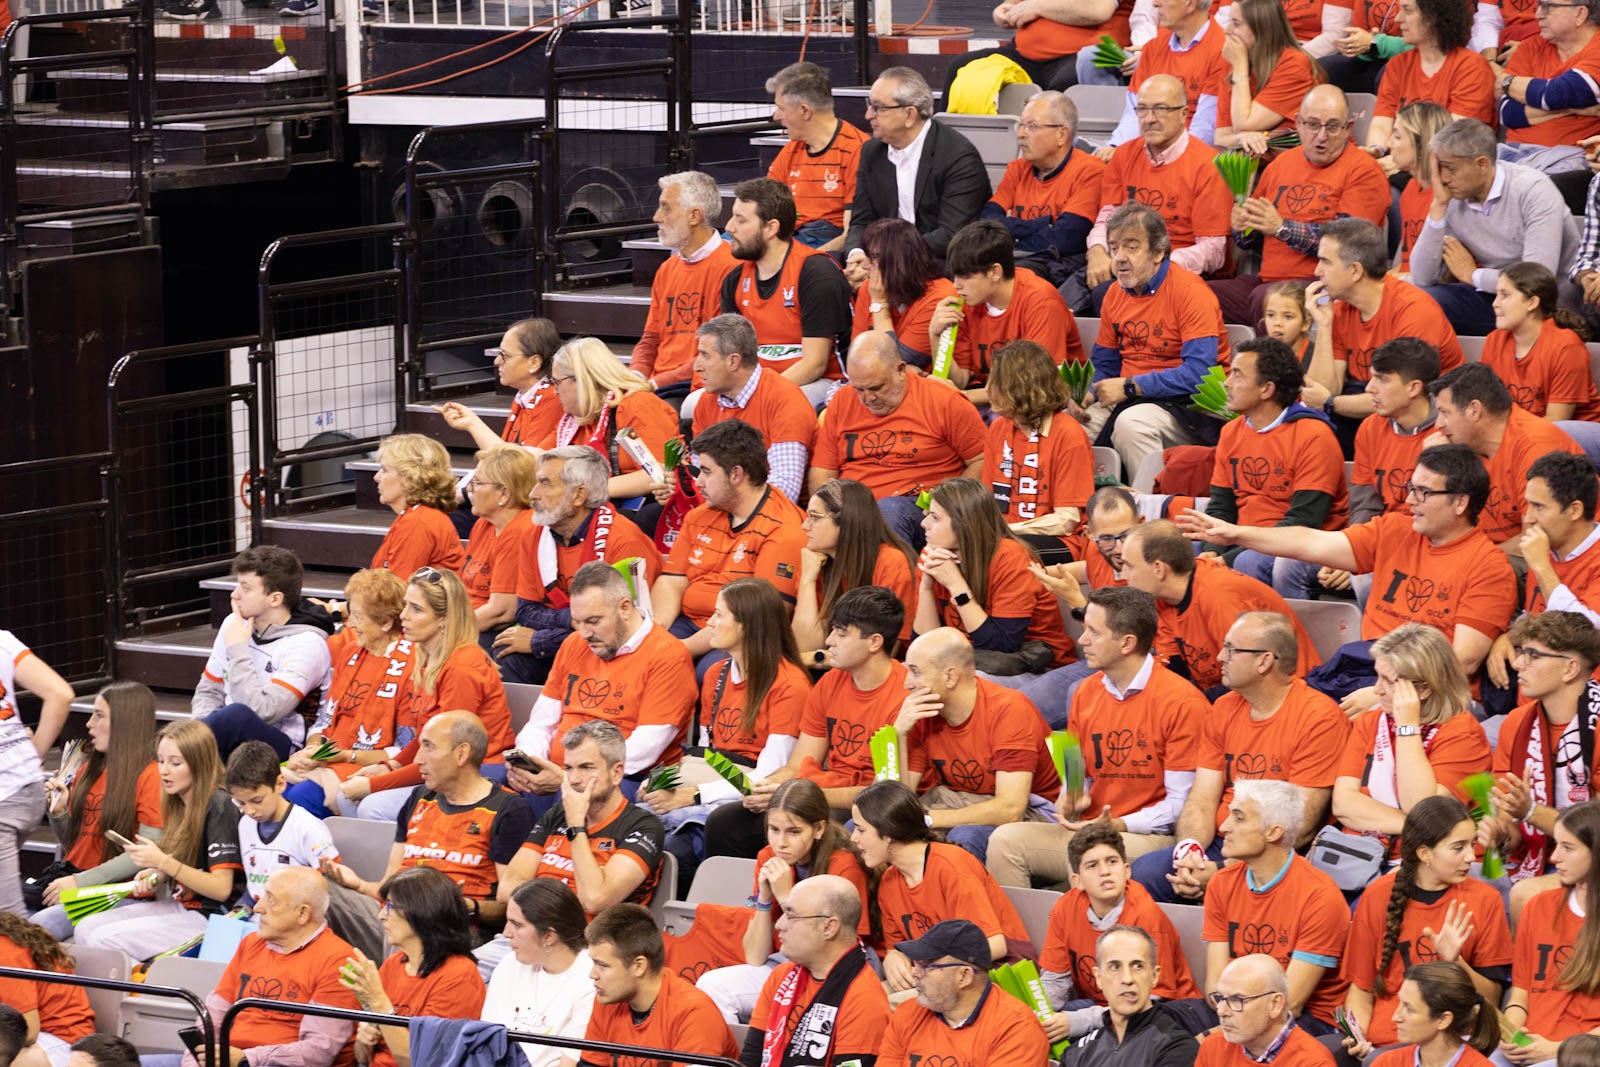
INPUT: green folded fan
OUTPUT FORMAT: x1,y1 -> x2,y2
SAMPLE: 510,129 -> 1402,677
992,959 -> 1070,1058
704,751 -> 753,795
1091,34 -> 1127,69
1191,365 -> 1235,420
61,881 -> 140,925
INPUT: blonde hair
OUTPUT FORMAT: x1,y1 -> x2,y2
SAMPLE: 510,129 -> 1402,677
409,567 -> 478,695
154,720 -> 224,869
475,446 -> 538,511
1371,623 -> 1471,726
378,434 -> 457,512
552,337 -> 650,423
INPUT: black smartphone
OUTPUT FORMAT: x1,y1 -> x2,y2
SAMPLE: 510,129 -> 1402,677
178,1027 -> 207,1058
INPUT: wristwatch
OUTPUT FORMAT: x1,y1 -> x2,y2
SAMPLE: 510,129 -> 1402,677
1123,379 -> 1139,400
1395,724 -> 1423,737
561,825 -> 587,840
869,301 -> 886,314
1500,74 -> 1514,96
952,591 -> 973,607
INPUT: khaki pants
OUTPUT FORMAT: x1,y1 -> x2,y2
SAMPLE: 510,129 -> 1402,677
985,820 -> 1174,889
1083,401 -> 1206,481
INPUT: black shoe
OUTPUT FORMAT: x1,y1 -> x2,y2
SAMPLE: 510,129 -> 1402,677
162,0 -> 221,19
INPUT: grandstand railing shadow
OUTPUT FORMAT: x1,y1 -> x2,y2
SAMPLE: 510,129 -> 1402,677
0,964 -> 216,1067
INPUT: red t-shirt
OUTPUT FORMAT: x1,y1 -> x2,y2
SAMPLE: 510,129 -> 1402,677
540,623 -> 699,765
1395,179 -> 1431,275
1099,137 -> 1233,254
635,240 -> 739,387
0,939 -> 93,1043
1211,410 -> 1349,530
1131,24 -> 1228,116
1505,31 -> 1600,147
1197,679 -> 1349,830
984,411 -> 1095,527
1477,407 -> 1584,545
1352,413 -> 1434,517
878,982 -> 1049,1067
461,509 -> 534,609
1065,661 -> 1203,817
1157,559 -> 1321,691
371,953 -> 487,1067
1343,513 -> 1519,643
1255,146 -> 1390,280
690,365 -> 818,452
1480,317 -> 1600,421
1013,0 -> 1135,58
850,280 -> 958,367
1337,710 -> 1492,829
1195,1025 -> 1335,1067
767,120 -> 869,228
926,538 -> 1075,666
990,149 -> 1105,233
1333,274 -> 1466,384
1375,47 -> 1496,123
1040,879 -> 1200,1003
795,661 -> 909,789
65,760 -> 164,869
372,505 -> 465,578
580,970 -> 738,1067
1514,886 -> 1600,1039
1217,48 -> 1316,133
876,841 -> 1030,947
814,370 -> 988,499
908,677 -> 1063,799
378,641 -> 514,793
502,381 -> 563,447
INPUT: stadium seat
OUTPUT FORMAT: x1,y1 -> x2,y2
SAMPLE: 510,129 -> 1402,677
506,682 -> 539,737
1002,884 -> 1061,958
1285,598 -> 1362,662
661,855 -> 756,936
1347,93 -> 1376,146
997,82 -> 1040,115
1075,317 -> 1099,356
1460,335 -> 1485,362
1225,323 -> 1256,348
1156,901 -> 1209,987
327,816 -> 393,883
67,944 -> 132,1035
1587,342 -> 1599,387
1131,451 -> 1165,494
1092,446 -> 1121,483
933,113 -> 1021,187
650,851 -> 680,930
1065,85 -> 1126,143
118,956 -> 227,1053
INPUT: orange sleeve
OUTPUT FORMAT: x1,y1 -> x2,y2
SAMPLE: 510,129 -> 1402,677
1450,545 -> 1518,640
764,663 -> 810,738
1341,881 -> 1387,991
1039,893 -> 1075,973
489,513 -> 531,597
1429,716 -> 1493,799
750,524 -> 806,601
1255,50 -> 1314,124
1049,417 -> 1095,512
898,285 -> 951,364
980,542 -> 1039,622
0,944 -> 37,1015
136,763 -> 166,827
1450,50 -> 1498,123
1289,691 -> 1350,786
1191,156 -> 1237,241
1546,335 -> 1593,405
615,393 -> 679,476
1337,710 -> 1378,780
1374,52 -> 1408,117
635,640 -> 698,732
747,964 -> 785,1031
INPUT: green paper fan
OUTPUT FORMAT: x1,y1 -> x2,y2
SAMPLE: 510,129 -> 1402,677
61,881 -> 139,924
704,751 -> 753,795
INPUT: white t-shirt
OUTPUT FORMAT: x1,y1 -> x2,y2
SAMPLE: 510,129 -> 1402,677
0,630 -> 45,802
482,948 -> 595,1067
238,802 -> 341,901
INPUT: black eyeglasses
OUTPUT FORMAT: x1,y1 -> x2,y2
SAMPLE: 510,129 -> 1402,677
1015,121 -> 1067,133
413,567 -> 445,585
1133,104 -> 1184,117
1091,531 -> 1131,550
783,913 -> 833,923
1514,646 -> 1574,662
1209,991 -> 1277,1012
1403,483 -> 1458,503
466,478 -> 505,493
1220,644 -> 1274,659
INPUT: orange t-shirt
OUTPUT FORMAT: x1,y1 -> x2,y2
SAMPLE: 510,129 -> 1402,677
1131,24 -> 1229,116
372,504 -> 465,578
767,120 -> 869,229
690,365 -> 818,452
984,411 -> 1095,527
1255,146 -> 1391,280
1203,855 -> 1351,1025
1065,661 -> 1203,817
216,927 -> 360,1065
515,507 -> 662,608
523,798 -> 664,916
749,844 -> 871,942
795,660 -> 909,789
395,642 -> 512,753
927,538 -> 1076,667
541,623 -> 698,765
65,760 -> 164,869
635,240 -> 739,386
1514,886 -> 1600,1039
371,953 -> 487,1067
814,369 -> 988,499
1100,137 -> 1233,254
397,783 -> 526,900
878,983 -> 1049,1067
870,543 -> 918,648
502,381 -> 563,447
462,509 -> 534,609
1199,680 -> 1349,831
1341,0 -> 1401,35
662,487 -> 809,624
1375,47 -> 1497,123
1505,32 -> 1600,147
952,267 -> 1083,388
1526,535 -> 1600,615
1372,1049 -> 1491,1067
1097,261 -> 1232,379
0,940 -> 93,1042
1195,1025 -> 1336,1067
699,658 -> 809,764
1343,513 -> 1519,643
1337,710 -> 1492,822
1211,409 -> 1349,529
1040,879 -> 1200,1003
850,279 -> 958,366
1395,178 -> 1431,275
908,677 -> 1064,799
320,630 -> 415,757
1478,407 -> 1584,545
1353,413 -> 1434,517
1344,872 -> 1512,1047
990,149 -> 1106,236
1481,318 -> 1600,421
580,970 -> 738,1067
748,957 -> 891,1062
1013,0 -> 1135,58
877,841 -> 1030,947
1218,48 -> 1316,133
534,392 -> 680,480
1333,275 -> 1466,384
1157,559 -> 1321,691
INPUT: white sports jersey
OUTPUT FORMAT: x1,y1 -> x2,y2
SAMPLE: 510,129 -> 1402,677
238,802 -> 341,900
0,629 -> 45,802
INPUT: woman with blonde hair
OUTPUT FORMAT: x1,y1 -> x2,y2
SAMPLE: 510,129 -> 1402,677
534,337 -> 678,534
982,340 -> 1095,566
462,445 -> 539,635
282,569 -> 415,819
371,433 -> 465,578
342,567 -> 514,822
1388,101 -> 1451,275
1215,0 -> 1321,155
1332,623 -> 1491,859
77,720 -> 244,959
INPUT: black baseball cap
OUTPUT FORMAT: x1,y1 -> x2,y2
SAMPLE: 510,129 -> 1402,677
895,919 -> 992,969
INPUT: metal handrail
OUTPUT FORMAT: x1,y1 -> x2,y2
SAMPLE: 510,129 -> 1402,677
0,966 -> 215,1067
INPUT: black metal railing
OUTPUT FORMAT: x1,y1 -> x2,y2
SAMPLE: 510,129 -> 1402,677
0,966 -> 215,1067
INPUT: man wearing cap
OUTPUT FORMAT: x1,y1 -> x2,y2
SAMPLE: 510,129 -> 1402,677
877,919 -> 1049,1067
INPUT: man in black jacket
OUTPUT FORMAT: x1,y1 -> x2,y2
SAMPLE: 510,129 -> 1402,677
842,67 -> 990,261
1061,925 -> 1198,1067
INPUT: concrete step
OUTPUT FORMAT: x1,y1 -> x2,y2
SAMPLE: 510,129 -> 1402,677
345,457 -> 473,509
542,285 -> 651,339
404,389 -> 512,445
69,690 -> 194,725
262,506 -> 397,570
199,567 -> 356,626
114,627 -> 219,692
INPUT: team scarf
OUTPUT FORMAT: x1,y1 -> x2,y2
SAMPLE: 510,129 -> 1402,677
1504,679 -> 1600,882
1359,712 -> 1443,850
554,390 -> 618,458
760,942 -> 870,1067
536,503 -> 618,609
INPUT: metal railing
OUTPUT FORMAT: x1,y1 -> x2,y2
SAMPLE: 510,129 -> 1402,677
0,966 -> 215,1067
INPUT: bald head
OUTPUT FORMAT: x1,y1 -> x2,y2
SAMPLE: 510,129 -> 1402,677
908,628 -> 976,675
1214,954 -> 1291,1049
269,866 -> 328,921
846,331 -> 900,376
845,331 -> 912,416
792,873 -> 863,936
1140,74 -> 1185,108
1137,75 -> 1188,154
1299,85 -> 1351,166
423,709 -> 489,766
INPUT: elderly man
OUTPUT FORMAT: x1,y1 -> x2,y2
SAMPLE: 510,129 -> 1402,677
495,446 -> 662,685
1194,955 -> 1336,1065
721,177 -> 855,407
843,67 -> 989,260
688,315 -> 816,503
1101,0 -> 1225,148
739,874 -> 890,1066
1201,781 -> 1349,1036
809,331 -> 986,549
765,61 -> 868,252
1208,84 -> 1390,327
1131,612 -> 1347,903
192,867 -> 360,1067
980,91 -> 1106,285
1059,925 -> 1200,1067
1411,119 -> 1581,335
1497,0 -> 1600,168
1087,202 -> 1230,476
877,919 -> 1050,1067
1087,75 -> 1233,305
633,171 -> 737,399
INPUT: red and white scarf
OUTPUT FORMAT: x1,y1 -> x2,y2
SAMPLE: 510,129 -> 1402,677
1507,681 -> 1599,881
1359,713 -> 1442,848
536,503 -> 617,609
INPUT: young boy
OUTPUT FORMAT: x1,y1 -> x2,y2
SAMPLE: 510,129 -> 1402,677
194,545 -> 336,762
1038,823 -> 1200,1041
226,741 -> 340,907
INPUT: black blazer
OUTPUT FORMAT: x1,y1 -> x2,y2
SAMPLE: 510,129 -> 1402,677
844,119 -> 992,259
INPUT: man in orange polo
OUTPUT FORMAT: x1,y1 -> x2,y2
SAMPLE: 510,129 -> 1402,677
765,61 -> 868,253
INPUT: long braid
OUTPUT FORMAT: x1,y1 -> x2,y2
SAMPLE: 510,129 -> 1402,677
1373,851 -> 1419,998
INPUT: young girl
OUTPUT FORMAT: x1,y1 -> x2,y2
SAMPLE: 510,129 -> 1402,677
1342,797 -> 1512,1051
1260,281 -> 1312,365
1360,962 -> 1499,1067
34,680 -> 161,940
1481,261 -> 1600,422
0,913 -> 94,1067
792,478 -> 916,657
75,720 -> 244,959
